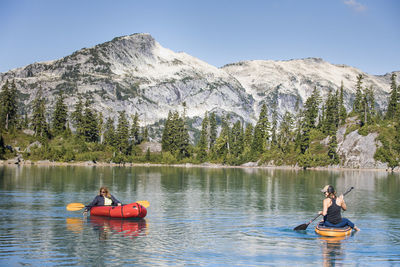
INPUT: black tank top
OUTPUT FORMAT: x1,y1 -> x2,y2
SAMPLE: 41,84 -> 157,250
326,197 -> 342,224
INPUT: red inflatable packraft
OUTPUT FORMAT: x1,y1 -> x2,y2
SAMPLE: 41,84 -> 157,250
90,202 -> 147,218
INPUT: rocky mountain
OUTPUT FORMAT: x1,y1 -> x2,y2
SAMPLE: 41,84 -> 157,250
222,58 -> 399,117
0,33 -> 399,141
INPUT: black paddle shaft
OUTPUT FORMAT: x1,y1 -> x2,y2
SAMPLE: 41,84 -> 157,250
342,186 -> 354,196
293,186 -> 354,231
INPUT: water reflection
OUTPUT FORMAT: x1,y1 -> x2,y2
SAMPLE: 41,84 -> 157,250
319,236 -> 348,267
66,216 -> 147,240
66,217 -> 84,233
88,217 -> 147,240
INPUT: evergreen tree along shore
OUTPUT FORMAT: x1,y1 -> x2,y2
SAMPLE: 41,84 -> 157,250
0,74 -> 399,171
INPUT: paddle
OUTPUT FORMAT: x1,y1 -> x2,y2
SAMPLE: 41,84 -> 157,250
66,200 -> 150,211
293,186 -> 354,231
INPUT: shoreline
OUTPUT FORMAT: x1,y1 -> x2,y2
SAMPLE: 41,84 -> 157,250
0,159 -> 398,172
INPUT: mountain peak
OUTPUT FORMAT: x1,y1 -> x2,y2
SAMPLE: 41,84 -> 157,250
110,33 -> 155,45
0,33 -> 397,143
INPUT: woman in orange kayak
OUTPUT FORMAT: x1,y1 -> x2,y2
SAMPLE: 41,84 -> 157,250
319,185 -> 360,231
83,186 -> 121,215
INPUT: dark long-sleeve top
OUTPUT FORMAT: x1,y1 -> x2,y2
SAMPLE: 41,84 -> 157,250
85,195 -> 121,211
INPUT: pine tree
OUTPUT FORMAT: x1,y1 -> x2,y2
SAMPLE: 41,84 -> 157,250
0,80 -> 18,131
270,99 -> 278,148
396,110 -> 400,154
251,103 -> 270,155
323,90 -> 339,136
215,115 -> 230,160
64,121 -> 72,138
339,81 -> 347,125
82,100 -> 99,142
304,87 -> 320,129
299,125 -> 310,154
162,111 -> 173,152
295,95 -> 301,114
353,74 -> 363,113
358,86 -> 376,126
162,111 -> 190,158
98,112 -> 104,143
196,112 -> 209,162
230,120 -> 244,158
131,112 -> 140,145
31,88 -> 49,138
176,112 -> 190,159
243,123 -> 254,150
146,147 -> 151,161
209,112 -> 217,150
142,126 -> 149,142
385,73 -> 398,120
366,86 -> 376,124
116,111 -> 130,154
318,104 -> 325,130
294,96 -> 303,151
278,111 -> 294,153
297,87 -> 321,154
328,135 -> 339,164
51,93 -> 68,136
71,96 -> 84,137
103,117 -> 116,147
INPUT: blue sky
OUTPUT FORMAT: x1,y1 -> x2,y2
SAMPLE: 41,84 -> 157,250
0,0 -> 399,75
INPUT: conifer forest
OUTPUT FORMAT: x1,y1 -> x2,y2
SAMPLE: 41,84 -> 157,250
0,74 -> 399,170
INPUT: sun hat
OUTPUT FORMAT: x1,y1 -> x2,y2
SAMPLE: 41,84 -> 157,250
321,185 -> 330,193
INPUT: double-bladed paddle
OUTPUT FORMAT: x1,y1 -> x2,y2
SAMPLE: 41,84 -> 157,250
66,200 -> 150,211
293,186 -> 354,231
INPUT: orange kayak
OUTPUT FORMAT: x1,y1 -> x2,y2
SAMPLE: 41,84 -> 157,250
90,202 -> 147,218
315,222 -> 352,237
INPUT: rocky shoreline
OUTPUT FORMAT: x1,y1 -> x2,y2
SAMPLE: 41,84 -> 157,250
0,158 -> 398,172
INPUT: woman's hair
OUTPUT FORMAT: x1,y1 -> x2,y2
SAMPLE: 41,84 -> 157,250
99,186 -> 111,198
326,185 -> 336,198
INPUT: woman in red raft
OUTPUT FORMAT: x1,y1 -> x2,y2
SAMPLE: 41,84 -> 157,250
83,187 -> 147,219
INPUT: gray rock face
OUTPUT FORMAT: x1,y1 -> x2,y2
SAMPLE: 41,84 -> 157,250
336,119 -> 387,169
337,130 -> 379,168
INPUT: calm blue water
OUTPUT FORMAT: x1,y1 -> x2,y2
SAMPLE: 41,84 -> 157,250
0,165 -> 399,266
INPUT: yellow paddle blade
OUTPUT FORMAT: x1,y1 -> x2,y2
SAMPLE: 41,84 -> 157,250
66,203 -> 86,211
136,200 -> 150,208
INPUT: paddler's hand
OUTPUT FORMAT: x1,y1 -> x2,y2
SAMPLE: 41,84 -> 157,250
117,203 -> 121,206
318,211 -> 323,215
83,210 -> 88,216
338,194 -> 345,204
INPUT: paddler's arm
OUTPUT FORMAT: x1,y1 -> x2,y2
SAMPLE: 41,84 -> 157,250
338,194 -> 347,211
83,196 -> 101,215
319,198 -> 330,217
111,195 -> 122,206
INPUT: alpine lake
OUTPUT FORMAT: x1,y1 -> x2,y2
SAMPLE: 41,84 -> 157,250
0,165 -> 399,266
